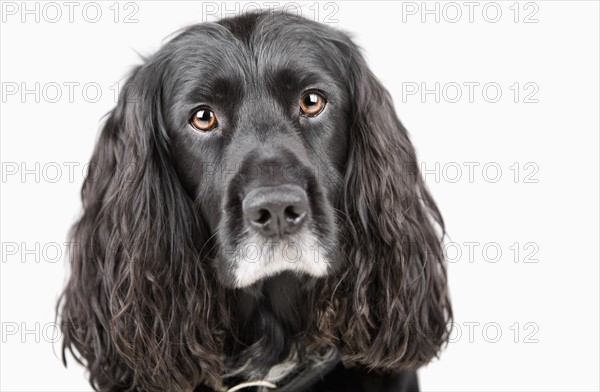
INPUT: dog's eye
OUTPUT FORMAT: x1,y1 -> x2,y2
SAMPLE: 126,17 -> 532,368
299,92 -> 326,117
190,108 -> 217,131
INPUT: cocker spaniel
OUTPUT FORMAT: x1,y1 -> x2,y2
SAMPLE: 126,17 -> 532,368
58,11 -> 451,392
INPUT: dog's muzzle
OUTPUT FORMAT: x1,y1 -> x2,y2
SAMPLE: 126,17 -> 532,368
220,146 -> 333,288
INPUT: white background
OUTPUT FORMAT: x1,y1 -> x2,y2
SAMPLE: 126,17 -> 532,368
1,1 -> 599,391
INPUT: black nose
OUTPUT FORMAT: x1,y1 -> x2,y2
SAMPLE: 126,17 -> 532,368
242,184 -> 308,237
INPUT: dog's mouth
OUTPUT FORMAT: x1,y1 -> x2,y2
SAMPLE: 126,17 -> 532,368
222,228 -> 331,288
215,196 -> 338,288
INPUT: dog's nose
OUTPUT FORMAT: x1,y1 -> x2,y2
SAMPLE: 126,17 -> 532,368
242,184 -> 308,237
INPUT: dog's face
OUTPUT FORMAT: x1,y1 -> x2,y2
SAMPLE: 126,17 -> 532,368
60,12 -> 451,392
164,18 -> 350,287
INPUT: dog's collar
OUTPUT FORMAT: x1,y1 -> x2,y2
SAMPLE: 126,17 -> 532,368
220,351 -> 340,392
225,380 -> 277,392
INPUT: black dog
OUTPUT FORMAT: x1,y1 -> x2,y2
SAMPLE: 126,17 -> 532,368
59,11 -> 451,392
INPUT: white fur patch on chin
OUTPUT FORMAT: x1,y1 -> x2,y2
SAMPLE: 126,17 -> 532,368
229,231 -> 330,288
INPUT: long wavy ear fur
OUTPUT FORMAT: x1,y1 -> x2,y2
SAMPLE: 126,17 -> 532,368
58,61 -> 225,391
323,41 -> 452,371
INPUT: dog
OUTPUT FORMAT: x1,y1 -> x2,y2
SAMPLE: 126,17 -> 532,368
58,11 -> 452,392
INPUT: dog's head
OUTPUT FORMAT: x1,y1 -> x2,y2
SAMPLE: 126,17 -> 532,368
167,15 -> 350,288
59,11 -> 451,391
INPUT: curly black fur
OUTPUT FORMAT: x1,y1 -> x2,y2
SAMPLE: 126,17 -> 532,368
58,11 -> 452,392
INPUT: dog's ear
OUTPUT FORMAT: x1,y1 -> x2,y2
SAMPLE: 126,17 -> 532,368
330,43 -> 452,370
58,61 -> 224,391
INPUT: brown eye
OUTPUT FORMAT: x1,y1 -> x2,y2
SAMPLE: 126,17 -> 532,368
190,108 -> 217,131
299,92 -> 326,116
